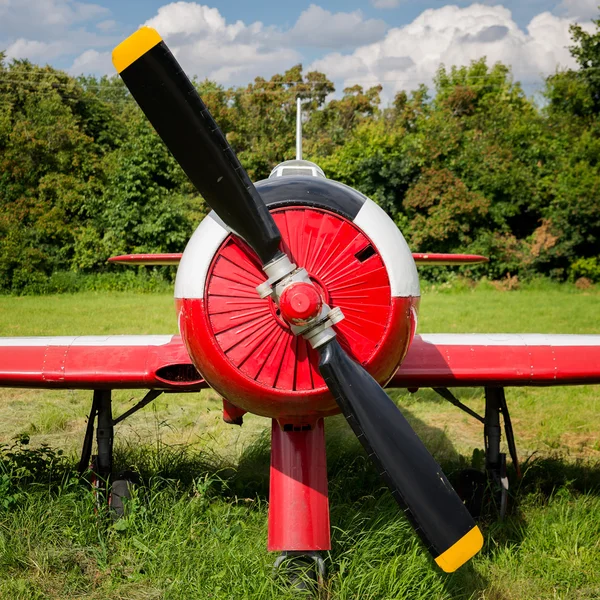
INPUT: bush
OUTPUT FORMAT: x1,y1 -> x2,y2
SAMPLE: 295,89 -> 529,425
570,257 -> 600,282
12,269 -> 173,295
0,437 -> 72,510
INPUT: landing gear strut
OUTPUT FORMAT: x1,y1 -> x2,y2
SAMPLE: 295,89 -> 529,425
434,386 -> 520,518
95,390 -> 114,504
269,419 -> 329,593
78,389 -> 161,517
485,388 -> 509,517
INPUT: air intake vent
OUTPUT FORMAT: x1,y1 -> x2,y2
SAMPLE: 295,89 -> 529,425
155,364 -> 203,385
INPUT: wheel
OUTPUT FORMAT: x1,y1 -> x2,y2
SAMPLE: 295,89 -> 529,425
456,460 -> 510,520
455,468 -> 487,518
273,551 -> 325,595
109,479 -> 132,519
109,470 -> 139,519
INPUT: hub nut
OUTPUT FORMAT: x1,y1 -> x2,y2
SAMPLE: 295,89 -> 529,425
278,282 -> 323,326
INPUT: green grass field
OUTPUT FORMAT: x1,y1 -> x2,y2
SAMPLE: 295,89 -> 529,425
0,284 -> 598,599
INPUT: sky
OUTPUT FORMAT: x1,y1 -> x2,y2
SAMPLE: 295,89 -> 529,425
0,0 -> 598,102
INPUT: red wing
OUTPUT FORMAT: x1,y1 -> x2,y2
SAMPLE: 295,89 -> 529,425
108,253 -> 183,265
0,335 -> 205,391
412,253 -> 488,265
4,332 -> 599,391
108,253 -> 489,267
391,334 -> 600,388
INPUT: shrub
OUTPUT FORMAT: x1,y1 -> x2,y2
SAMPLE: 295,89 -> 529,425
14,269 -> 173,295
570,257 -> 600,282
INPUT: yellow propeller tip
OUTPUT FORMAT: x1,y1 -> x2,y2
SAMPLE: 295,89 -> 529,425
434,526 -> 484,573
112,26 -> 162,73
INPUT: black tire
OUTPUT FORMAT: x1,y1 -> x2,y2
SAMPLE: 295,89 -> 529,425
288,557 -> 318,594
274,553 -> 323,596
455,468 -> 487,519
110,478 -> 134,519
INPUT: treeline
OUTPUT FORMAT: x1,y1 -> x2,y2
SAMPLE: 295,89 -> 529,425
1,19 -> 599,293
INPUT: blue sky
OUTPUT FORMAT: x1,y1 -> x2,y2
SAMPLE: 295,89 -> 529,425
91,0 -> 569,33
0,1 -> 597,102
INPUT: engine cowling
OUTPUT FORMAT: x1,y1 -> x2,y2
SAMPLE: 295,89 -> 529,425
175,176 -> 420,422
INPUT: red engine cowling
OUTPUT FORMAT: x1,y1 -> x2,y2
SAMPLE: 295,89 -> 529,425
175,178 -> 420,423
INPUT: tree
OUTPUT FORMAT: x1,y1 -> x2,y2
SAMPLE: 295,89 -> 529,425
1,33 -> 600,291
403,168 -> 490,252
569,16 -> 600,113
228,65 -> 335,181
0,59 -> 102,290
546,14 -> 600,117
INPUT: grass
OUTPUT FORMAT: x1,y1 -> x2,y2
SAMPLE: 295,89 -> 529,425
0,284 -> 598,599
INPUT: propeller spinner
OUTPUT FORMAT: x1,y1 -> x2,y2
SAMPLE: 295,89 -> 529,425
112,27 -> 483,573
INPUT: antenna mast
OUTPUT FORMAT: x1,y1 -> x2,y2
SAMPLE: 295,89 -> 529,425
296,97 -> 302,160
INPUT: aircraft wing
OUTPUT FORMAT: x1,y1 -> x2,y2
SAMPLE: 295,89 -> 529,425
2,332 -> 599,392
411,254 -> 488,265
392,334 -> 600,388
0,335 -> 205,391
108,253 -> 489,266
108,253 -> 183,265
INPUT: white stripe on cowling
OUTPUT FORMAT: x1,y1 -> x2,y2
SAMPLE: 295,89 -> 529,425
176,197 -> 421,300
353,198 -> 420,298
0,335 -> 174,347
175,213 -> 230,300
419,333 -> 600,347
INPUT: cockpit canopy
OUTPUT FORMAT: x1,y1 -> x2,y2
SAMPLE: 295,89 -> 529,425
268,160 -> 326,179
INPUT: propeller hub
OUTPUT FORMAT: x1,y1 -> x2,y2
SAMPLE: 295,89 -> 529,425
279,282 -> 323,325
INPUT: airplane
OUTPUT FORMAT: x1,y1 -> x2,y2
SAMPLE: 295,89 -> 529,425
1,25 -> 599,587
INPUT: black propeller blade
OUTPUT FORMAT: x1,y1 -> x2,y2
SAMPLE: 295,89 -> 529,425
112,27 -> 483,572
318,340 -> 483,572
112,27 -> 282,265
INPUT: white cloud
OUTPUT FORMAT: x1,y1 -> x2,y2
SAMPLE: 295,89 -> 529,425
287,5 -> 387,48
69,49 -> 113,75
97,19 -> 117,32
142,2 -> 296,84
5,1 -> 597,98
556,0 -> 599,20
308,3 -> 594,101
0,0 -> 108,39
144,2 -> 244,40
371,0 -> 403,8
5,28 -> 119,64
137,2 -> 387,85
0,0 -> 115,67
4,38 -> 70,62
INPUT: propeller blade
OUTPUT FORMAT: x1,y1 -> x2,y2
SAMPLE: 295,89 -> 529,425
318,339 -> 483,572
112,27 -> 282,265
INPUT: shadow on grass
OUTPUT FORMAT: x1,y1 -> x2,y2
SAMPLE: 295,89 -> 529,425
2,412 -> 599,599
109,412 -> 496,598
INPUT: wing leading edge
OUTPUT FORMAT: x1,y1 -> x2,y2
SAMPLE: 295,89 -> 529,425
0,335 -> 205,391
392,334 -> 600,388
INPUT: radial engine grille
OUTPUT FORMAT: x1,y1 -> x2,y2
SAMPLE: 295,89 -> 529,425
205,207 -> 393,392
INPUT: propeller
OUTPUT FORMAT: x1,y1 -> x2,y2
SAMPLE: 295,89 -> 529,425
112,27 -> 483,573
318,340 -> 482,572
111,27 -> 282,266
